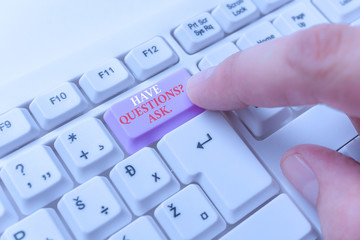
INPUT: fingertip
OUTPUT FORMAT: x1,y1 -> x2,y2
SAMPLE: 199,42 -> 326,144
281,149 -> 319,206
186,67 -> 216,107
281,144 -> 360,239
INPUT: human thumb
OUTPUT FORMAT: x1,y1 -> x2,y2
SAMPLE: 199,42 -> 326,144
281,144 -> 360,240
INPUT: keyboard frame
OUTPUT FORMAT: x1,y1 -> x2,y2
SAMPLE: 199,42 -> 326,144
2,0 -> 358,238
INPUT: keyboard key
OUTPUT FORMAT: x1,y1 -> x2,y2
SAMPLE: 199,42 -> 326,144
236,106 -> 293,139
0,186 -> 18,234
158,111 -> 279,224
104,69 -> 204,154
124,37 -> 179,81
54,118 -> 125,183
110,147 -> 180,216
0,145 -> 73,215
79,58 -> 135,103
0,208 -> 72,240
154,184 -> 226,240
29,82 -> 88,130
0,108 -> 40,157
212,0 -> 260,33
290,105 -> 311,113
313,0 -> 360,24
273,2 -> 328,35
109,216 -> 167,240
236,21 -> 282,50
253,105 -> 357,165
174,12 -> 225,54
251,0 -> 290,14
219,194 -> 316,240
58,176 -> 132,240
198,42 -> 239,70
339,136 -> 360,163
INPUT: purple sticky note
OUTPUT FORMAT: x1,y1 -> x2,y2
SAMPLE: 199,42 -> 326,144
104,69 -> 204,154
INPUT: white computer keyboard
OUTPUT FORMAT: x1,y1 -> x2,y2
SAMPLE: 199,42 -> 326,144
1,0 -> 360,239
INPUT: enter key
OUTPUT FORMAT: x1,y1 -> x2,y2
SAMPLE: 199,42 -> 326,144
104,69 -> 204,154
158,111 -> 280,224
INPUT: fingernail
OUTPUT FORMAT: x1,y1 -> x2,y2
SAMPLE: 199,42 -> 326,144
281,154 -> 319,205
187,67 -> 216,101
188,66 -> 216,85
201,66 -> 216,79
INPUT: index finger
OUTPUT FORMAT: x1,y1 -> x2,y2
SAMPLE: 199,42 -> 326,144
187,24 -> 360,118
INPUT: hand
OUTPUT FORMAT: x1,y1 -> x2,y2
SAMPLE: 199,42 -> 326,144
187,24 -> 360,240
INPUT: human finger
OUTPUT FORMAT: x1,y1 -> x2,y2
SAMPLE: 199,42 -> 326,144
281,144 -> 360,239
187,24 -> 360,118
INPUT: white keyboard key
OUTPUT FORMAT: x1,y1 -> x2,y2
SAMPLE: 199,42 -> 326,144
0,108 -> 40,157
251,0 -> 290,14
198,42 -> 239,70
0,187 -> 18,234
58,176 -> 131,240
212,0 -> 260,33
155,184 -> 226,240
124,37 -> 178,81
174,13 -> 225,54
55,118 -> 125,183
0,145 -> 73,215
339,136 -> 360,163
0,208 -> 72,240
236,21 -> 282,50
236,106 -> 293,139
158,111 -> 279,224
290,105 -> 311,113
313,0 -> 360,24
109,216 -> 167,240
251,105 -> 357,165
273,2 -> 328,35
352,18 -> 360,26
29,82 -> 88,130
79,58 -> 135,103
110,147 -> 179,216
220,194 -> 316,240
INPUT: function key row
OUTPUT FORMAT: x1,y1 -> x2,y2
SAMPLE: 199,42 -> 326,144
0,36 -> 178,157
